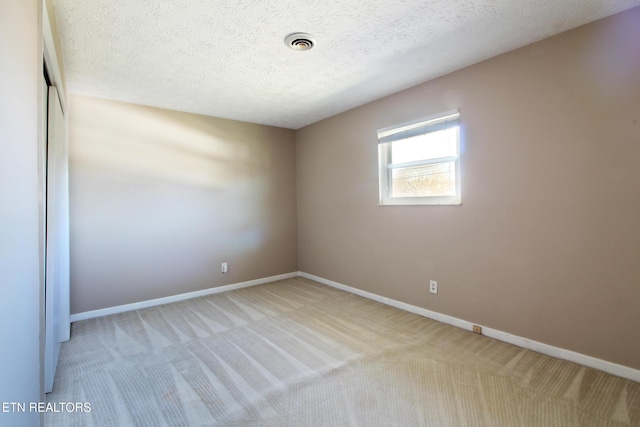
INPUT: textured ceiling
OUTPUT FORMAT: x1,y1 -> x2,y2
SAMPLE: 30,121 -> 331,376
54,0 -> 640,129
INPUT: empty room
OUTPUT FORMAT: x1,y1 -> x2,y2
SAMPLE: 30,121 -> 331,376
1,0 -> 639,426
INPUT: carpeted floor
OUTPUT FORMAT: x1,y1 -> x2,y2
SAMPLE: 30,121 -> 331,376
46,277 -> 640,426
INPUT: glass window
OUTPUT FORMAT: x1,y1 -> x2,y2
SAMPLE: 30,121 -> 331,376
378,111 -> 461,205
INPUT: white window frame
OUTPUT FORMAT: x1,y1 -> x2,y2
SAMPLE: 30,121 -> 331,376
378,110 -> 461,206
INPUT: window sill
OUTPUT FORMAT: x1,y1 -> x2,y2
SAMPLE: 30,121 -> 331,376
379,196 -> 461,206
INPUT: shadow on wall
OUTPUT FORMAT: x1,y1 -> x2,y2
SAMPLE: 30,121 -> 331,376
70,95 -> 271,252
71,95 -> 272,190
68,95 -> 296,313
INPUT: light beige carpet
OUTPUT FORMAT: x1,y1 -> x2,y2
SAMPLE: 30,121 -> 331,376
46,277 -> 640,426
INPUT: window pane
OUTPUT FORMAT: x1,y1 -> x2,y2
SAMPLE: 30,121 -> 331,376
391,127 -> 458,164
390,162 -> 456,197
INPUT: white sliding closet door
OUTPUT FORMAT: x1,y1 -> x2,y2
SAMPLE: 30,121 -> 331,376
44,85 -> 70,393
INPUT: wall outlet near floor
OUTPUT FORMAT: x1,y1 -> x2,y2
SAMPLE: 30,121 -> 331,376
472,325 -> 482,334
429,280 -> 438,294
221,262 -> 228,273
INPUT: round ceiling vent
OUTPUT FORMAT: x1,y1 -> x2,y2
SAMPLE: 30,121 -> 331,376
285,33 -> 316,51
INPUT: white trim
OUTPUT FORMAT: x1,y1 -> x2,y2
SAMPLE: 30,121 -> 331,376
70,272 -> 298,322
43,1 -> 67,113
69,270 -> 640,383
388,156 -> 457,169
377,109 -> 459,140
43,3 -> 70,345
299,272 -> 640,383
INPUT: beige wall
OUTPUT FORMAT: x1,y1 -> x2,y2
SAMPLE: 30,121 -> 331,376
69,95 -> 298,314
296,7 -> 640,370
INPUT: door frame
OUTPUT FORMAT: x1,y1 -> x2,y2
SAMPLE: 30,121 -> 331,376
42,1 -> 69,393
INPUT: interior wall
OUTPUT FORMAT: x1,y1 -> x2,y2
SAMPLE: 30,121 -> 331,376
69,94 -> 298,314
295,7 -> 640,370
0,0 -> 43,425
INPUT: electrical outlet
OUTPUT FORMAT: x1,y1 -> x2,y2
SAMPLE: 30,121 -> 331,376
429,280 -> 438,294
472,325 -> 482,334
221,262 -> 228,273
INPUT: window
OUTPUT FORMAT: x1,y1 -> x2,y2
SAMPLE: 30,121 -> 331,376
378,110 -> 461,205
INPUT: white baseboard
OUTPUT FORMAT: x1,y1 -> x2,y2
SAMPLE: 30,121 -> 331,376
69,270 -> 639,383
299,272 -> 640,383
69,272 -> 299,323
